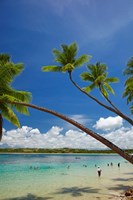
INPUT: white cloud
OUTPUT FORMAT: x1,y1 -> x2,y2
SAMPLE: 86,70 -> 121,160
58,114 -> 91,130
70,114 -> 91,124
93,116 -> 123,131
1,122 -> 133,150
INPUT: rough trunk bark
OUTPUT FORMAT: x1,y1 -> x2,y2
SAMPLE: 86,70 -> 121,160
11,101 -> 133,165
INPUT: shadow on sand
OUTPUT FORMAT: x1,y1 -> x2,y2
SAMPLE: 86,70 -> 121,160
112,177 -> 133,182
108,184 -> 130,192
53,186 -> 100,197
2,193 -> 53,200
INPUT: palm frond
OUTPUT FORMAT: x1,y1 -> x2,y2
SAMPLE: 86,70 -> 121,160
74,54 -> 90,68
1,103 -> 20,127
3,87 -> 32,103
103,83 -> 115,95
62,63 -> 74,72
100,86 -> 109,98
80,72 -> 94,82
95,75 -> 106,85
0,63 -> 24,84
105,77 -> 119,83
42,65 -> 62,72
127,57 -> 133,68
68,42 -> 78,58
124,77 -> 133,86
83,83 -> 96,93
0,54 -> 10,64
0,93 -> 30,115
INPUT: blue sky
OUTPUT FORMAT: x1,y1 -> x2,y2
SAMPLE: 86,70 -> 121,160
0,0 -> 133,149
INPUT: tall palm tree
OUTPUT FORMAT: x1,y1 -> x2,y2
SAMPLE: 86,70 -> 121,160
0,54 -> 31,140
123,57 -> 133,114
42,42 -> 133,125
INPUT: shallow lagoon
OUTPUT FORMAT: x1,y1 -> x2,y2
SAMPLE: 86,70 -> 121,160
0,154 -> 133,200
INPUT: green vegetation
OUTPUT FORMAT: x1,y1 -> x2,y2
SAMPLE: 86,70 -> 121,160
0,148 -> 133,154
123,56 -> 133,114
0,54 -> 31,140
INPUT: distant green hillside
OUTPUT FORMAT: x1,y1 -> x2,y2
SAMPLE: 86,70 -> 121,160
0,148 -> 133,154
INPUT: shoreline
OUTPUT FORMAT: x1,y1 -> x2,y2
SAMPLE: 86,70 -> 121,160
0,153 -> 132,200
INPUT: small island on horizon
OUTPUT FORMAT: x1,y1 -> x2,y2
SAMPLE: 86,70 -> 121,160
0,147 -> 133,154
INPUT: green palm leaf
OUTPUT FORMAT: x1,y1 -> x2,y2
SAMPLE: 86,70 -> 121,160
42,65 -> 62,72
83,83 -> 96,93
74,55 -> 90,68
123,57 -> 133,113
62,63 -> 75,72
101,87 -> 109,98
105,77 -> 119,83
0,53 -> 32,139
103,82 -> 115,95
1,103 -> 20,128
80,72 -> 94,82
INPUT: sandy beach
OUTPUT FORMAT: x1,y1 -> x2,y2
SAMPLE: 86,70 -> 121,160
0,154 -> 133,200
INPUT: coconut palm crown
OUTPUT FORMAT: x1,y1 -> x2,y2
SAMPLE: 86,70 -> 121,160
42,42 -> 91,74
123,57 -> 133,114
0,53 -> 32,140
80,62 -> 119,99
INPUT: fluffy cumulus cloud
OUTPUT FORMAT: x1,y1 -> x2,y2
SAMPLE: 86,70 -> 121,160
93,116 -> 123,131
1,118 -> 133,149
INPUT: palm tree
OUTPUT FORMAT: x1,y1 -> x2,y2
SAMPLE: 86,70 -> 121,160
1,53 -> 133,164
42,42 -> 90,74
80,62 -> 133,125
81,62 -> 118,98
123,57 -> 133,114
0,54 -> 31,140
42,42 -> 133,125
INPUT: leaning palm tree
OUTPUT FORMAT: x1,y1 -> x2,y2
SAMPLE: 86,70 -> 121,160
0,54 -> 31,140
1,53 -> 133,164
80,62 -> 130,115
42,42 -> 133,126
123,57 -> 133,114
12,101 -> 133,164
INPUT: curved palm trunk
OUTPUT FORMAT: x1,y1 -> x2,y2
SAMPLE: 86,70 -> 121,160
69,72 -> 133,126
0,113 -> 2,141
12,101 -> 133,164
99,86 -> 133,126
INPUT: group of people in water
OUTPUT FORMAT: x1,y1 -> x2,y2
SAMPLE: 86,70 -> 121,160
29,161 -> 121,177
96,162 -> 121,177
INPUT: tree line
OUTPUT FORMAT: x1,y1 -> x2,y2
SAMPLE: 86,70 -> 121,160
0,148 -> 133,154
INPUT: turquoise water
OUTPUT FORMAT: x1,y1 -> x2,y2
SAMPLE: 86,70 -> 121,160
0,154 -> 132,200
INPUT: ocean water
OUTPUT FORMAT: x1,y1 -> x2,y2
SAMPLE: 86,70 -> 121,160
0,154 -> 133,200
